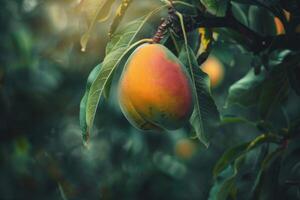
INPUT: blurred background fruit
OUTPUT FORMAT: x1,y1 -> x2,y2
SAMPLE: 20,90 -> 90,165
200,56 -> 225,88
274,17 -> 285,35
174,138 -> 197,160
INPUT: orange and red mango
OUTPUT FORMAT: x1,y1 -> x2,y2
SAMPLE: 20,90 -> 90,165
118,44 -> 194,131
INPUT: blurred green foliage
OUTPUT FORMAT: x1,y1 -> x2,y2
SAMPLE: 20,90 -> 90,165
0,0 -> 300,200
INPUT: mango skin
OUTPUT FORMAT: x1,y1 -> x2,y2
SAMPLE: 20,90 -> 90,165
118,44 -> 194,131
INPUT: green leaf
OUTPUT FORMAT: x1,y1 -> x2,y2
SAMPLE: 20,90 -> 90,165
213,28 -> 253,51
258,69 -> 289,119
237,0 -> 289,25
220,116 -> 256,126
79,64 -> 102,143
200,0 -> 228,16
210,133 -> 281,200
80,0 -> 116,22
84,6 -> 165,143
232,2 -> 249,26
85,39 -> 149,142
105,16 -> 151,54
176,12 -> 220,147
166,0 -> 197,16
80,0 -> 117,52
226,69 -> 265,108
248,5 -> 276,36
97,0 -> 118,22
213,134 -> 279,178
250,147 -> 284,199
109,0 -> 133,37
213,142 -> 249,178
182,48 -> 219,146
209,157 -> 244,200
226,60 -> 291,119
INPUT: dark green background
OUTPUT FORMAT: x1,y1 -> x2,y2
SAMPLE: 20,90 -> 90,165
1,0 -> 300,199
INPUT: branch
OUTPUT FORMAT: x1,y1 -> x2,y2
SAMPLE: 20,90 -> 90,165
174,2 -> 300,53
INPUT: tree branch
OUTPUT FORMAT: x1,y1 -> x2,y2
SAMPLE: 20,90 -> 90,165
174,2 -> 300,53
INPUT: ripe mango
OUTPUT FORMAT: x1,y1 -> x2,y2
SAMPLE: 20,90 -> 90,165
118,44 -> 194,131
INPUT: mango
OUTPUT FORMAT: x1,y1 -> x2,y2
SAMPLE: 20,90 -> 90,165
118,44 -> 194,131
201,56 -> 224,88
175,139 -> 197,160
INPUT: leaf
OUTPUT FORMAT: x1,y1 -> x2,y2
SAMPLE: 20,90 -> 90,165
197,28 -> 213,64
231,2 -> 249,26
177,12 -> 220,147
209,157 -> 244,200
279,138 -> 300,193
250,148 -> 284,199
213,142 -> 249,178
80,0 -> 118,22
258,69 -> 289,119
213,134 -> 279,178
170,0 -> 197,16
210,133 -> 281,200
105,15 -> 152,54
200,0 -> 228,17
109,0 -> 133,37
226,69 -> 266,108
97,0 -> 117,22
80,0 -> 114,52
248,5 -> 276,36
79,64 -> 102,143
220,116 -> 256,126
83,7 -> 165,142
85,40 -> 148,142
259,52 -> 291,120
213,27 -> 253,51
235,0 -> 284,17
226,61 -> 290,119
